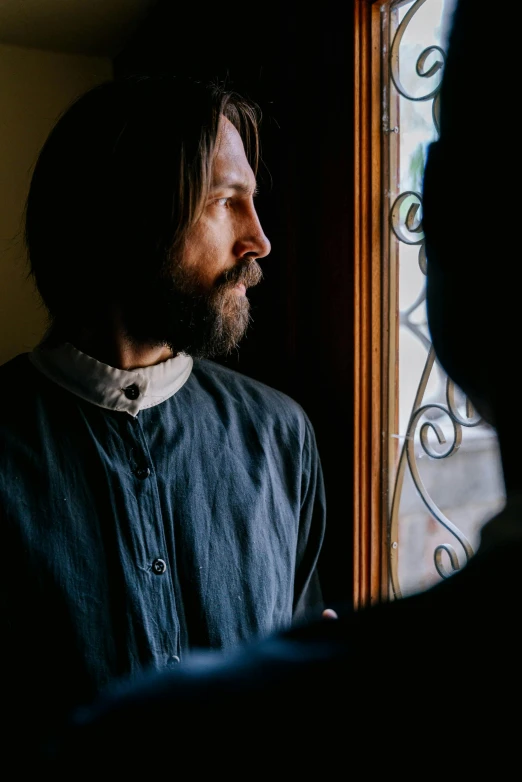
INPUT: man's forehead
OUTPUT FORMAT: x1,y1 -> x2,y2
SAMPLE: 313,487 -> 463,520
212,117 -> 255,190
216,115 -> 243,148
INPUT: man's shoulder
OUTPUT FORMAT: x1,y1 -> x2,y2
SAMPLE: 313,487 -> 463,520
191,359 -> 309,421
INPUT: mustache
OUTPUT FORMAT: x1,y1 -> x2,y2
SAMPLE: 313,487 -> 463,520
217,259 -> 263,290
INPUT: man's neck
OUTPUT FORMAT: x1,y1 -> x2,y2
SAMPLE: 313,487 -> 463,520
71,334 -> 174,371
60,311 -> 175,371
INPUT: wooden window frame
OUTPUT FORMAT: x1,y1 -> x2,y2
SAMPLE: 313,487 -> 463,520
353,0 -> 393,609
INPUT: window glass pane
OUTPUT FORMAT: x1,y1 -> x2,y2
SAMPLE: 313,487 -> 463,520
386,0 -> 505,598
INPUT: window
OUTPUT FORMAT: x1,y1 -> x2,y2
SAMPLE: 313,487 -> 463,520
353,0 -> 505,607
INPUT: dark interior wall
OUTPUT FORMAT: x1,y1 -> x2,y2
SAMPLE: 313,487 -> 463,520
114,0 -> 356,607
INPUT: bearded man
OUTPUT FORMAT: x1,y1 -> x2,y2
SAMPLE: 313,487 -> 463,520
0,75 -> 326,749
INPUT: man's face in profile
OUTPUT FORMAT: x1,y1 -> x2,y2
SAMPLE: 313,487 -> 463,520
120,116 -> 271,358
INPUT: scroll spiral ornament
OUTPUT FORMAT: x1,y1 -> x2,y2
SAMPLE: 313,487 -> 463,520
390,0 -> 445,129
390,0 -> 446,103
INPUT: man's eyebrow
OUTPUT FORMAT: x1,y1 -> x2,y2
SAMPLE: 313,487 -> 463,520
210,180 -> 259,196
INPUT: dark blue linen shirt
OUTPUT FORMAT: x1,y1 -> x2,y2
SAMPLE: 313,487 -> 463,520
0,349 -> 325,743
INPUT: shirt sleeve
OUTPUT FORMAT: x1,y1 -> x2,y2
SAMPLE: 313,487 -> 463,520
292,411 -> 327,623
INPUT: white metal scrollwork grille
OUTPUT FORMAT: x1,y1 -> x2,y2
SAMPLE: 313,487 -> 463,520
383,0 -> 505,599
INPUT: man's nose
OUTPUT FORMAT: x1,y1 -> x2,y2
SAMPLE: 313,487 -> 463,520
235,210 -> 271,260
255,229 -> 271,260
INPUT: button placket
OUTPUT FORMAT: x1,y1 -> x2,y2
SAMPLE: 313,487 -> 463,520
129,443 -> 151,481
126,414 -> 180,660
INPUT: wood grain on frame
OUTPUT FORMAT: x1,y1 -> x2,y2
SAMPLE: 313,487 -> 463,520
353,0 -> 389,608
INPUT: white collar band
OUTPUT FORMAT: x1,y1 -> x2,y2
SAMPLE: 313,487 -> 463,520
29,342 -> 193,416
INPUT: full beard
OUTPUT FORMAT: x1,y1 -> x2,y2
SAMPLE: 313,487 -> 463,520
120,257 -> 263,358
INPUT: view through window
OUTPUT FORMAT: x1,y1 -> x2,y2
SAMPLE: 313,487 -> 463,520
383,0 -> 505,598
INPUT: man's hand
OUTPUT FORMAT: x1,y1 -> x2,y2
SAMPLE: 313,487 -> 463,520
322,609 -> 338,620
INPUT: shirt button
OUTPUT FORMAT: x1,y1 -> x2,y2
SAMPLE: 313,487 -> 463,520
134,465 -> 151,480
152,558 -> 167,575
123,384 -> 140,400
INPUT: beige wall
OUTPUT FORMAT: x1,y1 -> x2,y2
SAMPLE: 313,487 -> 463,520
0,43 -> 112,366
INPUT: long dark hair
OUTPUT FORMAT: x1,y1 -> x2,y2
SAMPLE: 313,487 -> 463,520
24,75 -> 261,337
